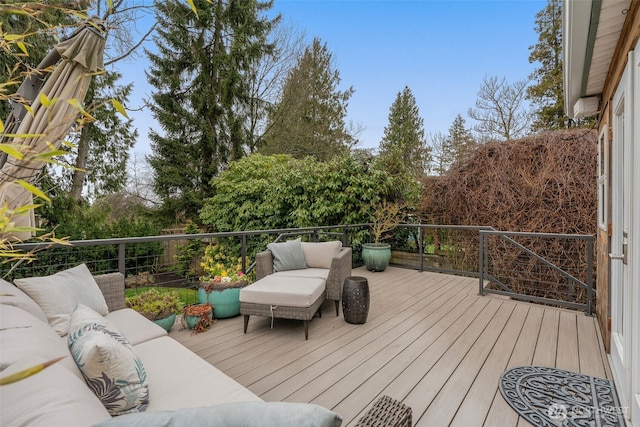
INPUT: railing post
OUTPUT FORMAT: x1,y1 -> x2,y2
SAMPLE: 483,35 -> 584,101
118,243 -> 126,275
586,236 -> 594,316
418,225 -> 424,272
241,234 -> 247,273
342,226 -> 349,247
478,232 -> 485,296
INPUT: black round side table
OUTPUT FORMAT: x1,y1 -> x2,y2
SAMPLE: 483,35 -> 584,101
342,276 -> 370,324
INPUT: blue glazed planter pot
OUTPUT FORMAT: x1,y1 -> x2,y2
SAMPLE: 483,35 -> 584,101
152,313 -> 176,332
198,287 -> 242,319
361,243 -> 392,272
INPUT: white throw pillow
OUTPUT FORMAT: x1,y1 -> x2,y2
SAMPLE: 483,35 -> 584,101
68,304 -> 149,416
14,263 -> 109,336
301,241 -> 343,269
0,278 -> 48,322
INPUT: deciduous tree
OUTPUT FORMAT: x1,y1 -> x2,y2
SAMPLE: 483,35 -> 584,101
468,76 -> 531,141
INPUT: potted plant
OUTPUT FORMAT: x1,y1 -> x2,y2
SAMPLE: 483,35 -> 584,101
182,303 -> 213,333
125,288 -> 182,331
198,244 -> 251,318
362,199 -> 403,272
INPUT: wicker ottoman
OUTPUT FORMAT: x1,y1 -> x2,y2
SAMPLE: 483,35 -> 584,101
240,275 -> 326,340
342,276 -> 370,324
355,395 -> 412,427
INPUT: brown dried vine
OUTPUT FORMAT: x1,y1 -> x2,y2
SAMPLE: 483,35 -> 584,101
420,129 -> 598,304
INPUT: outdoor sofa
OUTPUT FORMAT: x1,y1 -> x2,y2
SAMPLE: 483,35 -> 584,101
0,264 -> 343,426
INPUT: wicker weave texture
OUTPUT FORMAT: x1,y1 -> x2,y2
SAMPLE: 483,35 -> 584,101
355,395 -> 412,427
255,246 -> 352,310
240,290 -> 325,321
94,272 -> 125,311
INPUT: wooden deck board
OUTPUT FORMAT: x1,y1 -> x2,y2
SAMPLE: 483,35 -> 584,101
170,266 -> 612,426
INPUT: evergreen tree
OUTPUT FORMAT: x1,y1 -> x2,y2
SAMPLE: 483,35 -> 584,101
147,0 -> 279,219
447,114 -> 475,164
527,0 -> 569,130
0,0 -> 76,121
260,38 -> 354,161
378,86 -> 430,177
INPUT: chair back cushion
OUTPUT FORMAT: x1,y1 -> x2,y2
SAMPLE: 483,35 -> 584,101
301,241 -> 342,269
267,238 -> 307,272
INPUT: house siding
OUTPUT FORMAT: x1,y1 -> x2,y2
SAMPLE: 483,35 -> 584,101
596,226 -> 610,352
594,3 -> 640,355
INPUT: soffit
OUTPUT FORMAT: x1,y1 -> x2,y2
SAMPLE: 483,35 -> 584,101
583,0 -> 631,97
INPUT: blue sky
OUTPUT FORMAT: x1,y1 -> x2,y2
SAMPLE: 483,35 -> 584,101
125,0 -> 545,153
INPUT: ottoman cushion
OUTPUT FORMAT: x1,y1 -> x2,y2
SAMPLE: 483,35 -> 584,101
240,276 -> 325,308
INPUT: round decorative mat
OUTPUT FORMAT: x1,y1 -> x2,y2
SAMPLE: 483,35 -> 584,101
499,366 -> 626,426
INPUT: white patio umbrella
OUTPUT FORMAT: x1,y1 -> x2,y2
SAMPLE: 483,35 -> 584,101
0,20 -> 105,240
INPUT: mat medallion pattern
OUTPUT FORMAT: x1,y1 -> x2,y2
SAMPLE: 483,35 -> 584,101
499,366 -> 626,426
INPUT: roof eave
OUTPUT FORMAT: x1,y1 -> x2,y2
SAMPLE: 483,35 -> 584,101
563,0 -> 594,118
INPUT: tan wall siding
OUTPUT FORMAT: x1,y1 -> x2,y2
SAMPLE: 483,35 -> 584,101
596,227 -> 610,352
594,3 -> 640,353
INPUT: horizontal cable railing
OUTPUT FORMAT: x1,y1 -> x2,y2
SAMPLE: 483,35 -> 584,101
3,224 -> 595,314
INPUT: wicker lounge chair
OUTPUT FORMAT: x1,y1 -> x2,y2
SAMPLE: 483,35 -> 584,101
240,242 -> 352,339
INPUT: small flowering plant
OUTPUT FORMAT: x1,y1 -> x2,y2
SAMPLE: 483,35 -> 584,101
199,243 -> 251,290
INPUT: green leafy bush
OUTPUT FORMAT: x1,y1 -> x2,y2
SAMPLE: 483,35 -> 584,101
125,288 -> 183,321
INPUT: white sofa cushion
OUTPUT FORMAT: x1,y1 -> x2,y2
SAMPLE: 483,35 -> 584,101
68,304 -> 149,416
273,268 -> 329,281
15,263 -> 109,336
0,304 -> 71,371
93,402 -> 342,427
301,241 -> 342,269
240,276 -> 325,308
106,308 -> 167,345
133,336 -> 261,411
0,356 -> 111,427
0,278 -> 48,322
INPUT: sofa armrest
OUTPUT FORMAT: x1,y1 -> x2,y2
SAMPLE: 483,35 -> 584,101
255,250 -> 274,280
326,247 -> 352,302
94,272 -> 125,312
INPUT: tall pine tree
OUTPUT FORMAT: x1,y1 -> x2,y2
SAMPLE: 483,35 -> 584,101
447,114 -> 475,164
147,0 -> 279,220
260,38 -> 354,161
527,0 -> 569,130
378,86 -> 430,177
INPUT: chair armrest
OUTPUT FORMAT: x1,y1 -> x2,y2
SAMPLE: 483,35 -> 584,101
94,272 -> 125,312
326,247 -> 352,302
255,250 -> 274,280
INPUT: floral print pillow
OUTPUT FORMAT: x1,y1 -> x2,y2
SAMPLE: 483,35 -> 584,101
68,304 -> 149,416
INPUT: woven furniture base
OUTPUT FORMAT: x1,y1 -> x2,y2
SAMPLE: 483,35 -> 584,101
355,395 -> 412,427
240,291 -> 325,340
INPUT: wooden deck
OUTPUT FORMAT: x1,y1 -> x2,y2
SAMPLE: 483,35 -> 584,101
170,266 -> 612,426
